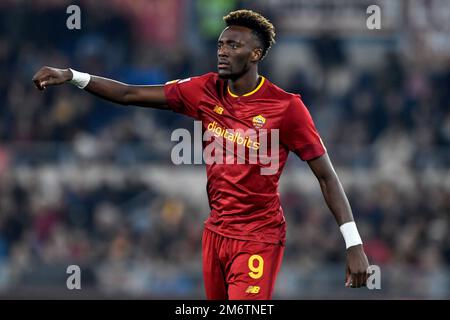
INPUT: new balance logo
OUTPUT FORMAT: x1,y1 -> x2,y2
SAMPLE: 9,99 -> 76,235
245,285 -> 260,294
213,105 -> 224,115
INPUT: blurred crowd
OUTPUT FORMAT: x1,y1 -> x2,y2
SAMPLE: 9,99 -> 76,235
0,1 -> 449,298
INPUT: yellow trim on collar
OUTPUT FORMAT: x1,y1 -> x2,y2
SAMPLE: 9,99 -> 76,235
227,76 -> 265,97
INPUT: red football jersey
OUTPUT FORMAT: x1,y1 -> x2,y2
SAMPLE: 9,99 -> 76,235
164,73 -> 326,245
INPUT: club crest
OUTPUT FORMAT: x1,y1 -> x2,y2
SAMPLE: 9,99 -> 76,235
252,115 -> 266,129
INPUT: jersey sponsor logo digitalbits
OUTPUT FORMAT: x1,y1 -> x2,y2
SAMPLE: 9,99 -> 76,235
252,115 -> 266,129
206,121 -> 260,151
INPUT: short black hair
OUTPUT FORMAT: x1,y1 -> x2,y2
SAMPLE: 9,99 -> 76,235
223,9 -> 276,60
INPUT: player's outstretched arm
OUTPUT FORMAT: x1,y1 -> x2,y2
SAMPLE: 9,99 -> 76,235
32,66 -> 169,109
307,153 -> 369,288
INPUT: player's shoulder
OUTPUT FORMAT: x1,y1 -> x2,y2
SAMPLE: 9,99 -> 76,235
193,72 -> 219,84
166,72 -> 217,85
264,77 -> 303,105
197,72 -> 218,81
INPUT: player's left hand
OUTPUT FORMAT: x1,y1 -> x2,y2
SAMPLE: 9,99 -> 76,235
345,244 -> 369,288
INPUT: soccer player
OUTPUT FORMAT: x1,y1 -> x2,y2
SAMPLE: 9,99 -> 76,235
32,10 -> 369,299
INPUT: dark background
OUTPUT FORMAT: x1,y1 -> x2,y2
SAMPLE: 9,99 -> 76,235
0,0 -> 448,299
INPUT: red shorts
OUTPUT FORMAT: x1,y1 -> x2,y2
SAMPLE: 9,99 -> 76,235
202,228 -> 285,300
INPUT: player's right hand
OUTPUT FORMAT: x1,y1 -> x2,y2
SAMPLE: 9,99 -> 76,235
32,66 -> 72,91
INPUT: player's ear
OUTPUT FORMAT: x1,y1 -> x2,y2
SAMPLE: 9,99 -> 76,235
251,48 -> 263,62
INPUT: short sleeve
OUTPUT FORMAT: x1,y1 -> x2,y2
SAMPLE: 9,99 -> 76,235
163,73 -> 212,120
280,96 -> 326,161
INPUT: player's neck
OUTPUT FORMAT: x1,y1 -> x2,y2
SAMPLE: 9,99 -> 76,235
228,69 -> 260,97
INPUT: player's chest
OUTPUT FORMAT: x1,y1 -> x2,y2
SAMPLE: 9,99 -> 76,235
197,96 -> 285,131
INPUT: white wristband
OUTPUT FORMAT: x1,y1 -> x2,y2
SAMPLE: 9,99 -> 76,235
69,68 -> 91,89
340,221 -> 363,249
